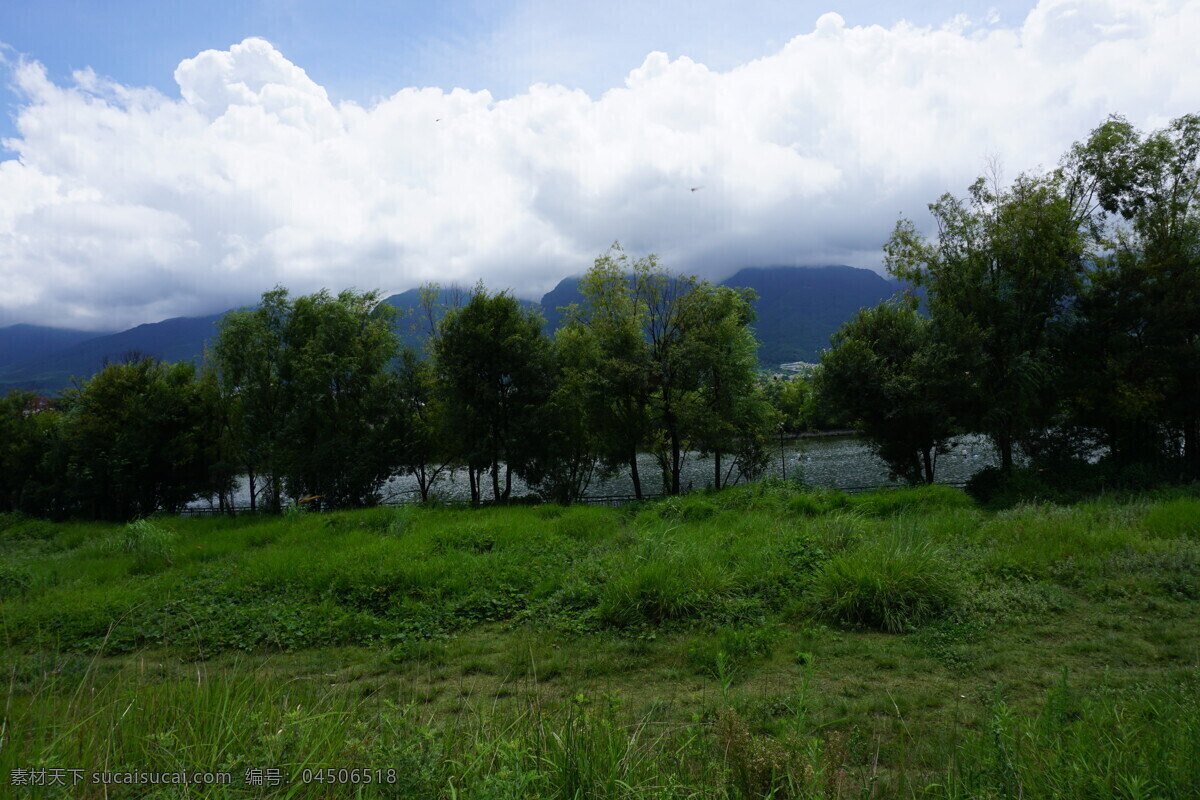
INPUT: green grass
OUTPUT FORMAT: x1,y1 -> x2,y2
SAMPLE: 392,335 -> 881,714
2,483 -> 1198,798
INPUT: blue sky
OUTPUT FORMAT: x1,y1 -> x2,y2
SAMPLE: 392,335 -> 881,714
2,1 -> 1023,122
1,0 -> 1196,329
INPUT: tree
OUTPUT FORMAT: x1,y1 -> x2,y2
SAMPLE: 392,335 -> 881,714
56,358 -> 219,520
885,172 -> 1088,472
213,288 -> 290,512
1066,114 -> 1200,474
560,244 -> 769,495
561,247 -> 654,498
521,326 -> 601,504
275,289 -> 403,508
392,349 -> 452,502
684,285 -> 771,489
212,287 -> 403,511
435,286 -> 552,504
817,299 -> 965,484
0,390 -> 57,514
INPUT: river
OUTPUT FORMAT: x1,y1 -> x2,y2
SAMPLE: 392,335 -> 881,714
189,435 -> 997,510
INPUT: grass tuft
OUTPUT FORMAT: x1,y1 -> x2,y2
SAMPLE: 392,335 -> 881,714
810,527 -> 961,632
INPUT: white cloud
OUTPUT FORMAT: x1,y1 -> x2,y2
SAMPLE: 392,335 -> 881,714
2,1 -> 1199,330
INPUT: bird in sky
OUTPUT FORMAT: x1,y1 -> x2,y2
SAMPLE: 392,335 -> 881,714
690,186 -> 703,192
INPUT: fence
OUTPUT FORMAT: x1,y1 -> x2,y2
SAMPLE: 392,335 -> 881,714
178,480 -> 970,516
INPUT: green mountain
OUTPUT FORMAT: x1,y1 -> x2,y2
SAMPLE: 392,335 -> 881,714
381,287 -> 541,355
0,266 -> 902,394
537,265 -> 903,365
723,266 -> 904,364
0,324 -> 111,372
0,314 -> 225,395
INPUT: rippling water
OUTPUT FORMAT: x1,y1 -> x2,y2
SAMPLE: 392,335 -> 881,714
191,435 -> 998,509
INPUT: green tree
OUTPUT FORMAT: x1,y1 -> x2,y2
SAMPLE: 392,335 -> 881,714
435,287 -> 552,504
521,327 -> 601,504
817,300 -> 965,484
885,172 -> 1088,472
561,244 -> 769,495
684,285 -> 771,489
213,288 -> 290,512
276,289 -> 403,508
0,391 -> 58,514
1067,114 -> 1200,474
57,358 -> 219,520
561,247 -> 654,498
392,349 -> 451,502
212,287 -> 403,511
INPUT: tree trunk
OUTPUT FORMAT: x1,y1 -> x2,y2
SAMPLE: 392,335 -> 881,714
998,431 -> 1014,474
468,466 -> 479,506
491,458 -> 501,502
629,453 -> 642,500
714,450 -> 722,491
417,465 -> 429,502
670,432 -> 682,495
1184,415 -> 1200,478
922,447 -> 935,485
503,462 -> 512,502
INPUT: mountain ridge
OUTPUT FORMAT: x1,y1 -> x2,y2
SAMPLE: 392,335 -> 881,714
0,265 -> 902,394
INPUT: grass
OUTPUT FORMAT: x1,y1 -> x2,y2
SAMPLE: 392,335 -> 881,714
1,483 -> 1198,797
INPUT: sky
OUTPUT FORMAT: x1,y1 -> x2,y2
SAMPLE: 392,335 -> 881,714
1,0 -> 1197,331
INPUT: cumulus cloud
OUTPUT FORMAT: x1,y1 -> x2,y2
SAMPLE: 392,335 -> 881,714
1,1 -> 1199,330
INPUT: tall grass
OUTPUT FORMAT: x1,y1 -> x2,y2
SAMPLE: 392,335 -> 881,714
810,527 -> 961,632
3,657 -> 1195,799
2,487 -> 1199,797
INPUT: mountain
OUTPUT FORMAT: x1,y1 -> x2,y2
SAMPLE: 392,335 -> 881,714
721,266 -> 903,364
538,277 -> 587,332
381,287 -> 542,354
0,314 -> 226,395
0,265 -> 902,394
536,265 -> 903,365
0,324 -> 110,372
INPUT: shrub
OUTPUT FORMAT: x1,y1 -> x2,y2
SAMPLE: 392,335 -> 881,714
810,529 -> 960,632
0,561 -> 34,599
657,496 -> 718,522
106,519 -> 177,573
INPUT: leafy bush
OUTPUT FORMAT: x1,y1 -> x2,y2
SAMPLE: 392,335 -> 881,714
810,529 -> 961,632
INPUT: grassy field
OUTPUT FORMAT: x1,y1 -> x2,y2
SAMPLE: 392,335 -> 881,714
1,483 -> 1198,798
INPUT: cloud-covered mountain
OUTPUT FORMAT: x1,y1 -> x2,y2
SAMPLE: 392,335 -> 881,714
2,1 -> 1197,331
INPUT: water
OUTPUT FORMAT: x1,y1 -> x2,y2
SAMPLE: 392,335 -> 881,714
189,435 -> 997,509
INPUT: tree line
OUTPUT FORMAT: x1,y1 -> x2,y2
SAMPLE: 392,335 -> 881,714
0,247 -> 779,519
3,112 -> 1195,519
818,113 -> 1200,494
